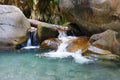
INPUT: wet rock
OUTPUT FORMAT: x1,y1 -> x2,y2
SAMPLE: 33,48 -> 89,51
59,0 -> 120,36
0,5 -> 30,50
40,38 -> 62,50
89,30 -> 120,55
94,53 -> 120,60
28,19 -> 70,42
66,36 -> 119,60
37,24 -> 59,43
87,45 -> 120,60
66,37 -> 89,53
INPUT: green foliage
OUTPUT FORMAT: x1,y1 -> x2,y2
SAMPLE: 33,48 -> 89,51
49,0 -> 59,3
54,0 -> 59,3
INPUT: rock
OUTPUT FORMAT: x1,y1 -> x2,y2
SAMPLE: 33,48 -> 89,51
28,19 -> 70,42
66,37 -> 89,53
28,19 -> 69,31
40,38 -> 62,50
37,24 -> 59,43
89,30 -> 120,55
59,0 -> 120,36
87,45 -> 119,60
86,49 -> 119,60
88,45 -> 112,55
0,5 -> 30,50
40,35 -> 119,60
66,36 -> 108,54
93,53 -> 120,60
66,36 -> 119,60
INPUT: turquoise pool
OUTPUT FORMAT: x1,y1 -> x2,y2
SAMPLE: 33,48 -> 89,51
0,49 -> 120,80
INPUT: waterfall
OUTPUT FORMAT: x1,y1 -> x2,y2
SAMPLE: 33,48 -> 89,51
37,31 -> 92,64
21,38 -> 39,50
21,29 -> 39,50
26,38 -> 32,46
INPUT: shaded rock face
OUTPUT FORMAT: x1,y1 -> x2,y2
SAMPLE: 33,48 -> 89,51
59,0 -> 120,36
0,5 -> 30,49
37,24 -> 59,43
40,38 -> 61,50
89,30 -> 120,55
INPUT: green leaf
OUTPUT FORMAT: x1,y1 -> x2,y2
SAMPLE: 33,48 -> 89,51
55,0 -> 59,3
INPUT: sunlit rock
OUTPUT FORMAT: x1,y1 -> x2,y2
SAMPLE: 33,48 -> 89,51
87,45 -> 119,60
0,5 -> 30,50
89,30 -> 120,55
66,37 -> 89,53
65,36 -> 119,60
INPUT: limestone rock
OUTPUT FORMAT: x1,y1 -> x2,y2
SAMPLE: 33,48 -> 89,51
59,0 -> 120,35
89,30 -> 120,55
0,5 -> 30,50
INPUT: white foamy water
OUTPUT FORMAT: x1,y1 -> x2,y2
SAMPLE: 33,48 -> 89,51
21,36 -> 39,50
37,31 -> 92,64
21,46 -> 39,50
39,50 -> 91,64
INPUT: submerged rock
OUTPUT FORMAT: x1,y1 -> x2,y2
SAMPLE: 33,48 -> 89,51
0,5 -> 30,50
59,0 -> 120,35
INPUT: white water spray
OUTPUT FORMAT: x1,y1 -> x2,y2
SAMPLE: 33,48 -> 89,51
37,31 -> 92,64
21,37 -> 39,50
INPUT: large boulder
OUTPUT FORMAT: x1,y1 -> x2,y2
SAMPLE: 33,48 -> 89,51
0,5 -> 30,50
89,30 -> 120,55
59,0 -> 120,36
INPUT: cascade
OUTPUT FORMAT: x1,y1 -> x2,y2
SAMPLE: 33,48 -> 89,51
37,31 -> 92,64
21,28 -> 39,50
26,38 -> 32,46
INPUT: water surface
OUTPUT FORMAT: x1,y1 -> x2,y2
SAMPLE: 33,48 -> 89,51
0,49 -> 120,80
